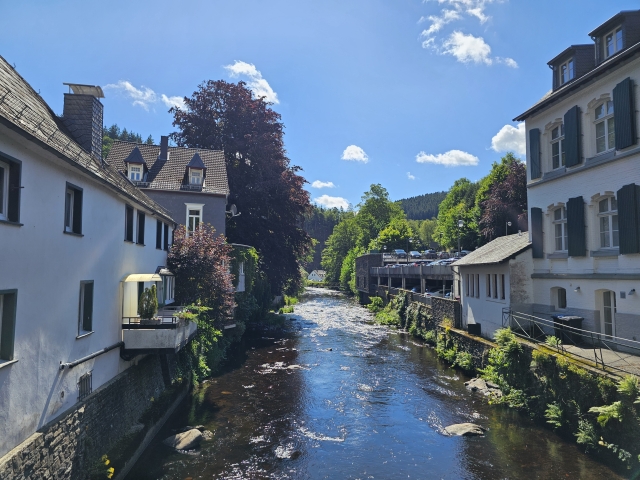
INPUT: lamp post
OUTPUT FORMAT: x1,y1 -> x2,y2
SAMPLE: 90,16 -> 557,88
457,219 -> 464,255
505,221 -> 512,236
406,238 -> 413,264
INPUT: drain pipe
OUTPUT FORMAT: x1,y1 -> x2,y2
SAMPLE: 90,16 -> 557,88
59,341 -> 124,370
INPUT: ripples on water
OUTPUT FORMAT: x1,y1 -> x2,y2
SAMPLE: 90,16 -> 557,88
127,288 -> 622,480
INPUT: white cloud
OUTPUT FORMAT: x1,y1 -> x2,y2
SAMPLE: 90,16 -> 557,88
442,31 -> 492,65
311,180 -> 335,189
416,149 -> 479,167
224,60 -> 279,104
496,57 -> 518,68
341,145 -> 369,163
161,94 -> 185,110
105,81 -> 184,111
407,172 -> 416,180
314,195 -> 349,210
491,123 -> 526,155
419,9 -> 461,37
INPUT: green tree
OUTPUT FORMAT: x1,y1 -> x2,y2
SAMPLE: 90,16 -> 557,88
435,178 -> 479,250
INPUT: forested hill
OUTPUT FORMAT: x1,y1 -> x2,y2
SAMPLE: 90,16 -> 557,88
398,191 -> 447,220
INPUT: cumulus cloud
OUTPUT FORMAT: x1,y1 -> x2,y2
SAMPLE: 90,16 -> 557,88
341,145 -> 369,163
311,180 -> 335,189
105,81 -> 184,111
442,31 -> 492,65
419,9 -> 461,37
314,195 -> 349,210
416,149 -> 479,167
491,123 -> 526,155
224,60 -> 279,104
407,172 -> 416,180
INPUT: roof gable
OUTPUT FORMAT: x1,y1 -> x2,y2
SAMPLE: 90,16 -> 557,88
453,233 -> 531,267
124,146 -> 146,165
187,153 -> 206,169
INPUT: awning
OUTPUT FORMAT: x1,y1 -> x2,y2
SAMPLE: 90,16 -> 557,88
123,273 -> 162,282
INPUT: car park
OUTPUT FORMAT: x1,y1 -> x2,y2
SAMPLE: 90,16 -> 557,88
409,250 -> 422,259
422,249 -> 437,259
437,251 -> 450,259
393,249 -> 407,259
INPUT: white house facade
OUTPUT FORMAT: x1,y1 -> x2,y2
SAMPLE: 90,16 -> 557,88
0,57 -> 187,457
515,10 -> 640,342
308,270 -> 326,282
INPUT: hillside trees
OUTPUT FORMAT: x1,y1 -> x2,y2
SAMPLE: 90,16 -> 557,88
170,80 -> 312,294
434,178 -> 479,250
302,206 -> 346,271
399,191 -> 447,220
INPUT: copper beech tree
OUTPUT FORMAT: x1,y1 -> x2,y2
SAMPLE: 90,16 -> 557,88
170,80 -> 312,294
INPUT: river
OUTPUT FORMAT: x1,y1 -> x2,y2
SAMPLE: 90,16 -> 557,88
126,288 -> 622,479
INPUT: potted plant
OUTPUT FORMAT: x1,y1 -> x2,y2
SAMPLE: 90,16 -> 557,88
138,285 -> 159,323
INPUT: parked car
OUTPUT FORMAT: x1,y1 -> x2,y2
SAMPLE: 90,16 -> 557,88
437,251 -> 450,259
409,250 -> 422,259
422,249 -> 437,259
425,288 -> 444,297
393,249 -> 407,259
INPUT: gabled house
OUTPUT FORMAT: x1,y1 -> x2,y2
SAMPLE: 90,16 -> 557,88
106,138 -> 229,237
308,270 -> 326,282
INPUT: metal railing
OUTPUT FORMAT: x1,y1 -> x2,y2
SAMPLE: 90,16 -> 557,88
502,308 -> 640,377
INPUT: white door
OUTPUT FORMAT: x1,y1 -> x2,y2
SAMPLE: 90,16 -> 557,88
602,290 -> 616,337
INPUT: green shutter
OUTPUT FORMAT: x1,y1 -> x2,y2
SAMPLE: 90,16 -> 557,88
82,282 -> 93,332
73,189 -> 83,234
564,106 -> 582,167
531,208 -> 543,258
617,184 -> 640,254
8,161 -> 21,222
1,292 -> 17,361
529,128 -> 541,179
567,196 -> 586,257
613,77 -> 636,150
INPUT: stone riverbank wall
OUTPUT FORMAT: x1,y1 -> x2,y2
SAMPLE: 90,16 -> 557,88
0,354 -> 186,480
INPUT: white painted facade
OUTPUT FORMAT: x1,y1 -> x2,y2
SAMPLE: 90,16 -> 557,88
0,122 -> 174,457
308,270 -> 326,282
522,41 -> 640,340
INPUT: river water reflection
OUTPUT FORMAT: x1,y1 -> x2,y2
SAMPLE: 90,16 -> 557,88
127,288 -> 622,479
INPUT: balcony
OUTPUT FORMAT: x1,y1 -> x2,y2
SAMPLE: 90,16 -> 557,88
121,306 -> 197,354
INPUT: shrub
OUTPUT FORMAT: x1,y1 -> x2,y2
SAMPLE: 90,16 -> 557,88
545,402 -> 563,430
367,297 -> 384,314
575,419 -> 597,450
138,285 -> 158,320
423,330 -> 437,345
545,335 -> 562,348
454,351 -> 474,372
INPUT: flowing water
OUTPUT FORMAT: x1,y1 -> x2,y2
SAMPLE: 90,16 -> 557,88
127,288 -> 622,479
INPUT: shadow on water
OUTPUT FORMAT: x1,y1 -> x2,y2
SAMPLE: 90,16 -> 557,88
126,288 -> 625,480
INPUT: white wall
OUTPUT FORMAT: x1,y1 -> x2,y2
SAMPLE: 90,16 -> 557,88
459,264 -> 510,338
0,125 -> 171,457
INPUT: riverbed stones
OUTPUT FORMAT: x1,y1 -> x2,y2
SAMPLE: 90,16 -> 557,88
163,429 -> 203,450
465,377 -> 503,398
443,423 -> 486,436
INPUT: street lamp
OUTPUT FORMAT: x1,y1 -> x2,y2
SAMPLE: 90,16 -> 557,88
505,221 -> 512,236
406,238 -> 413,264
457,219 -> 464,255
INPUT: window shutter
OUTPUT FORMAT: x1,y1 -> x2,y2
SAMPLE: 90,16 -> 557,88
567,196 -> 586,256
617,183 -> 640,254
8,161 -> 21,222
531,207 -> 543,258
529,128 -> 541,179
82,283 -> 93,332
72,189 -> 83,234
0,292 -> 17,361
613,77 -> 636,150
125,206 -> 134,241
564,106 -> 582,167
552,65 -> 558,90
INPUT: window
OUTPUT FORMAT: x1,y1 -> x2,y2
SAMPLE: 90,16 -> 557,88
125,205 -> 134,242
599,197 -> 619,248
553,207 -> 567,251
78,371 -> 93,401
557,288 -> 567,309
595,101 -> 615,153
190,168 -> 203,185
466,274 -> 470,296
551,125 -> 565,169
156,220 -> 162,249
0,290 -> 17,361
163,275 -> 175,304
501,274 -> 506,300
475,274 -> 479,298
605,27 -> 623,58
493,274 -> 498,299
560,59 -> 575,85
137,212 -> 145,245
64,183 -> 83,235
0,157 -> 21,223
78,281 -> 93,334
486,274 -> 491,298
163,223 -> 169,250
129,165 -> 142,182
186,203 -> 204,235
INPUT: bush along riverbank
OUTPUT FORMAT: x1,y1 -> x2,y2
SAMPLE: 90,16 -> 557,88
366,291 -> 640,473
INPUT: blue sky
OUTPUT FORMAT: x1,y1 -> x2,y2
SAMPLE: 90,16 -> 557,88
2,1 -> 638,209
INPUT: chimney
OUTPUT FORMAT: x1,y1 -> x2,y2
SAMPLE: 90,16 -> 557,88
159,135 -> 169,161
62,83 -> 104,160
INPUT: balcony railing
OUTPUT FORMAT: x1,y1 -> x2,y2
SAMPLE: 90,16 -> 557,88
121,306 -> 197,353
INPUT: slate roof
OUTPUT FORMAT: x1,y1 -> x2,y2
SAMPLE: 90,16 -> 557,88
0,55 -> 174,223
106,141 -> 229,196
453,233 -> 531,267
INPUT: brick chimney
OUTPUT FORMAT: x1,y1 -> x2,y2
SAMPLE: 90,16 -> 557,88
62,83 -> 104,160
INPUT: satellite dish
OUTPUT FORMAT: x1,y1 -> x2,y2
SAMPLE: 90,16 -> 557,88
226,204 -> 240,217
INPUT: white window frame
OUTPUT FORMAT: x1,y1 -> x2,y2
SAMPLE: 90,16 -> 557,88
185,203 -> 204,235
64,187 -> 74,233
553,207 -> 567,252
559,58 -> 575,85
190,168 -> 203,186
594,101 -> 615,154
129,164 -> 142,182
604,27 -> 623,59
0,160 -> 8,221
551,125 -> 565,170
598,196 -> 618,249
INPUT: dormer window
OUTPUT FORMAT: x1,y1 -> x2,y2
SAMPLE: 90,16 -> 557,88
605,27 -> 623,58
190,168 -> 203,185
560,59 -> 574,85
129,165 -> 142,182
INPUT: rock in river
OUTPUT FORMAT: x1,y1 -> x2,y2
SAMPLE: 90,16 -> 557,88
163,429 -> 203,450
443,423 -> 486,437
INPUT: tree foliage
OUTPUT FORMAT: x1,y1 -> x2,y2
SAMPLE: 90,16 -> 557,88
102,124 -> 154,158
302,206 -> 346,271
434,178 -> 479,250
138,285 -> 158,320
399,191 -> 447,220
170,80 -> 312,294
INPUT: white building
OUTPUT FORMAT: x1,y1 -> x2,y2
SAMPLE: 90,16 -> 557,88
308,270 -> 326,282
515,10 -> 640,341
453,234 -> 533,338
0,57 -> 193,457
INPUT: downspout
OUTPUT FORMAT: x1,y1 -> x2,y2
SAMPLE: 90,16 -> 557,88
59,341 -> 124,370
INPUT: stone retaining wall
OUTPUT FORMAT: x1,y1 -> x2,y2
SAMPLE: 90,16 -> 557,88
0,354 -> 183,480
